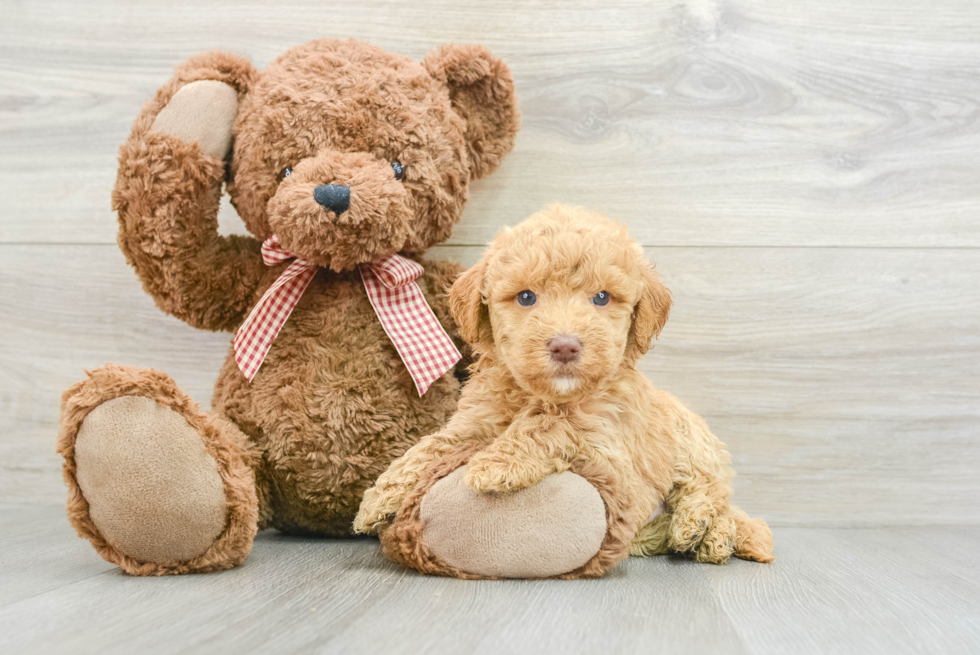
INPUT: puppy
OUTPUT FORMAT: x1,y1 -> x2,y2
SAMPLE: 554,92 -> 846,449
356,204 -> 774,567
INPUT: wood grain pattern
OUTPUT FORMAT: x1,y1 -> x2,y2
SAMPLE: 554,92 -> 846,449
2,1 -> 979,648
1,0 -> 979,526
0,506 -> 977,654
3,244 -> 978,525
3,0 -> 980,246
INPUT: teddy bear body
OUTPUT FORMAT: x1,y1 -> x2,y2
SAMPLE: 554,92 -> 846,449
212,263 -> 462,535
56,39 -> 519,574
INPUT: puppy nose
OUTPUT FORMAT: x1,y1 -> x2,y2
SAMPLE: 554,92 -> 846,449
313,184 -> 350,215
548,335 -> 582,364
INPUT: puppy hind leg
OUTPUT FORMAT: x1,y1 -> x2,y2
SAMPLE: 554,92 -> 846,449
630,512 -> 671,557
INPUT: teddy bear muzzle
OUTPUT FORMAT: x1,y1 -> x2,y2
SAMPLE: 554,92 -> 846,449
267,150 -> 414,271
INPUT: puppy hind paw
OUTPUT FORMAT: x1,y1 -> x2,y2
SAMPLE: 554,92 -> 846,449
668,501 -> 717,555
692,516 -> 737,564
670,520 -> 709,554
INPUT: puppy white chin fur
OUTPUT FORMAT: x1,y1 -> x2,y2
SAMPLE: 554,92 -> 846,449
553,376 -> 579,395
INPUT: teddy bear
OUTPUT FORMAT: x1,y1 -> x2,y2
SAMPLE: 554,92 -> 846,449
355,205 -> 774,579
55,39 -> 519,576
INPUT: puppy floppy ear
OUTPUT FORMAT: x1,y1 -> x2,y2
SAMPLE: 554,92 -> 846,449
449,256 -> 494,353
424,44 -> 520,180
625,264 -> 672,363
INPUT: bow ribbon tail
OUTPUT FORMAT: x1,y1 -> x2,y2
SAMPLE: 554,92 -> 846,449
234,259 -> 317,382
359,260 -> 461,396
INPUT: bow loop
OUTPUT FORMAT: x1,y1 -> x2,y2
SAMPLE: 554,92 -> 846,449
260,234 -> 295,266
370,254 -> 424,289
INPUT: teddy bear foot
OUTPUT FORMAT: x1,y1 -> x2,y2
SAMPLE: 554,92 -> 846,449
379,448 -> 636,579
57,364 -> 258,575
419,467 -> 606,578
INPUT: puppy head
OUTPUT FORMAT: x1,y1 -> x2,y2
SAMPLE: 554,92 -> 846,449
451,204 -> 671,400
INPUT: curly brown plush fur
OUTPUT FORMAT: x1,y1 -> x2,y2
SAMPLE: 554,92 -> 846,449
58,39 -> 519,575
357,205 -> 773,579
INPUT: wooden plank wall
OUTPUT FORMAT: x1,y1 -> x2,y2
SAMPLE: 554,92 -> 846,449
1,0 -> 978,526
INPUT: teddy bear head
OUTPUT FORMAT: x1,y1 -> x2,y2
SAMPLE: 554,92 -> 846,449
224,39 -> 519,271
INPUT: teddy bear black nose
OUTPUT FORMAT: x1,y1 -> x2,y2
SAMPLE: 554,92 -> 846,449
313,184 -> 350,215
548,335 -> 582,364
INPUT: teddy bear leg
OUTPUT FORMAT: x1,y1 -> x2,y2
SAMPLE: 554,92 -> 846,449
380,447 -> 636,579
57,364 -> 258,576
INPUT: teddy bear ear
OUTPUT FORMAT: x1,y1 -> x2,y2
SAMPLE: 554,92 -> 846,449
424,44 -> 520,180
624,264 -> 672,364
449,254 -> 495,353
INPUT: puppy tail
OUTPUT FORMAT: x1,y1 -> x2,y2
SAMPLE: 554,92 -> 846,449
731,505 -> 775,563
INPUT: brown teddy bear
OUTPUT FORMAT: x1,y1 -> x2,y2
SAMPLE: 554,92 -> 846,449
355,205 -> 774,579
55,39 -> 519,576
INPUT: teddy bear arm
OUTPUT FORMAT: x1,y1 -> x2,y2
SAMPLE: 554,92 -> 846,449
112,54 -> 267,333
114,135 -> 266,332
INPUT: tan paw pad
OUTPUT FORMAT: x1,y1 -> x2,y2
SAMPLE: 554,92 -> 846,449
419,468 -> 606,578
75,396 -> 227,565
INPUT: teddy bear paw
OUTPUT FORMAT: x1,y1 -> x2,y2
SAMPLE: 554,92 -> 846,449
150,80 -> 239,160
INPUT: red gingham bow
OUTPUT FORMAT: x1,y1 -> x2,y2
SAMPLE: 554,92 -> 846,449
234,236 -> 461,395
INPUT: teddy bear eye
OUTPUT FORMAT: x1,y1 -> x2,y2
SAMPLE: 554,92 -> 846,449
281,167 -> 292,179
592,291 -> 610,306
517,290 -> 537,307
391,162 -> 405,181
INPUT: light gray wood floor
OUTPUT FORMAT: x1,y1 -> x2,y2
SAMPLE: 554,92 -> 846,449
3,1 -> 980,652
0,505 -> 977,655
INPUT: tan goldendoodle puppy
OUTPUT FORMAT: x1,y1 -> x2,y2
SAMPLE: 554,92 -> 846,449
356,205 -> 773,578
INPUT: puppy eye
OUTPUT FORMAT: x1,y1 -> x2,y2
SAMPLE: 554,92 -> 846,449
517,290 -> 537,307
592,291 -> 610,306
391,162 -> 405,180
281,167 -> 292,179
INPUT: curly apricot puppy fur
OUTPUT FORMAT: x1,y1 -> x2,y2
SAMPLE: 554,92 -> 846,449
356,205 -> 774,579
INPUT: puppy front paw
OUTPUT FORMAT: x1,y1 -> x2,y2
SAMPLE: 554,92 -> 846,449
354,483 -> 408,534
464,454 -> 550,493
